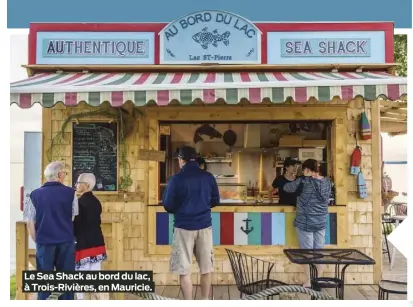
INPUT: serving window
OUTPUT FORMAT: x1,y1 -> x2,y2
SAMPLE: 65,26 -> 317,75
158,121 -> 335,205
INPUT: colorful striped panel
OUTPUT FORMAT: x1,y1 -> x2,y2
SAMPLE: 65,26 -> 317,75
325,213 -> 331,244
248,213 -> 262,245
285,213 -> 299,246
156,212 -> 169,245
10,72 -> 407,108
329,213 -> 338,245
271,213 -> 286,245
234,213 -> 248,245
155,212 -> 338,246
168,214 -> 174,245
211,213 -> 220,245
261,213 -> 272,245
220,212 -> 234,245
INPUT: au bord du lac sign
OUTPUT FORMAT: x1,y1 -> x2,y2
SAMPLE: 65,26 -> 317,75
160,10 -> 261,64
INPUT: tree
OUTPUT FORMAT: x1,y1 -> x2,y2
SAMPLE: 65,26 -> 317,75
394,35 -> 407,76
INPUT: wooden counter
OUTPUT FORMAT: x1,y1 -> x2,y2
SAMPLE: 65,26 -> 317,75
150,202 -> 345,210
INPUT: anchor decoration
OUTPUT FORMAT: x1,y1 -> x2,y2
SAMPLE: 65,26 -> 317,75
240,218 -> 254,235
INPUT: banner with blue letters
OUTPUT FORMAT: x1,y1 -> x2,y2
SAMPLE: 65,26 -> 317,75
36,32 -> 155,65
267,31 -> 386,64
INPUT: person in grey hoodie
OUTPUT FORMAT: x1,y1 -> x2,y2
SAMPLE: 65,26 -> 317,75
283,158 -> 332,287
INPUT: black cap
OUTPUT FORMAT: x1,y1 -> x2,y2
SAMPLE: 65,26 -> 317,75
177,146 -> 197,162
284,157 -> 301,168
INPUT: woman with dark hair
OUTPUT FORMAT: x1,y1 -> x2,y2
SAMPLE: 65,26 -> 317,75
283,159 -> 332,288
198,157 -> 207,171
269,158 -> 300,205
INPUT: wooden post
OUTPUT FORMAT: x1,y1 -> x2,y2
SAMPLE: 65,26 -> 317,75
371,99 -> 383,283
111,222 -> 125,300
41,108 -> 52,184
15,222 -> 29,300
333,116 -> 348,207
147,118 -> 159,255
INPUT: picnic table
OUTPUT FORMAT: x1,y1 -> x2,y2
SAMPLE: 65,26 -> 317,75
283,249 -> 376,300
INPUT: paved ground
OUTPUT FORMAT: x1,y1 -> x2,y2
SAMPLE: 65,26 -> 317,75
24,247 -> 407,300
382,250 -> 407,282
125,252 -> 407,300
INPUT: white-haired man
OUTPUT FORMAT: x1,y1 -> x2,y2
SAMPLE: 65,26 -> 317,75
23,161 -> 78,300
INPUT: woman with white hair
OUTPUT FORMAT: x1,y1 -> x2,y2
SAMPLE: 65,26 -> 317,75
73,173 -> 108,300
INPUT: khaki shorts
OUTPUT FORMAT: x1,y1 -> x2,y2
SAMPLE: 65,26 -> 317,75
170,227 -> 214,275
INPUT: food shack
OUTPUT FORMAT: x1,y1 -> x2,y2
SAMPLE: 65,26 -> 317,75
11,11 -> 407,289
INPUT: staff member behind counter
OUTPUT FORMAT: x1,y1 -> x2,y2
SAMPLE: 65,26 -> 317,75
198,157 -> 207,171
269,158 -> 301,205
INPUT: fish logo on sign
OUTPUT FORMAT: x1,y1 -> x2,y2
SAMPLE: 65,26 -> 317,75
192,27 -> 231,50
160,10 -> 261,64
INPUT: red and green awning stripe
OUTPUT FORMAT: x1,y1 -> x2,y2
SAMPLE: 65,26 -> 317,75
10,72 -> 407,108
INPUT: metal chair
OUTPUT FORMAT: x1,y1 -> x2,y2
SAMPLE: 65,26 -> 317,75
388,202 -> 407,217
378,280 -> 407,300
382,214 -> 394,263
225,248 -> 287,299
394,203 -> 407,216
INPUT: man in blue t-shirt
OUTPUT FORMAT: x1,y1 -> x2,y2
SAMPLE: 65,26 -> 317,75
163,146 -> 220,300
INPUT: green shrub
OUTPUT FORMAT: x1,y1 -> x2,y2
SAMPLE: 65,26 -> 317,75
10,275 -> 16,300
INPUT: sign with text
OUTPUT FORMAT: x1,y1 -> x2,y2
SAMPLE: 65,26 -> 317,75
160,10 -> 261,64
139,149 -> 166,162
23,270 -> 155,293
268,31 -> 385,64
280,38 -> 371,57
36,32 -> 155,65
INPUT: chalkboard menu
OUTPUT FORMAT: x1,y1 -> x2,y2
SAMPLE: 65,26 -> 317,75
72,122 -> 118,191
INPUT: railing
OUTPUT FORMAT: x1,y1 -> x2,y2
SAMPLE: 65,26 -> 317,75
15,220 -> 125,300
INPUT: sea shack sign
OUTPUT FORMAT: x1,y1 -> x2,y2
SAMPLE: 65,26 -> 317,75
267,31 -> 386,64
36,32 -> 155,65
160,10 -> 261,64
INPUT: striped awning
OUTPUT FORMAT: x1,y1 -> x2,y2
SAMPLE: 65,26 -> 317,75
10,71 -> 407,108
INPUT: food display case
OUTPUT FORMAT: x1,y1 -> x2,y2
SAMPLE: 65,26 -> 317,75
217,182 -> 247,203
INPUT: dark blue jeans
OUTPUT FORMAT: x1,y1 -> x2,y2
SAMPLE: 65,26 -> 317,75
36,241 -> 75,300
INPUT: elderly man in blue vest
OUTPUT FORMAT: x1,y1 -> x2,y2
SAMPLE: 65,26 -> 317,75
23,161 -> 79,300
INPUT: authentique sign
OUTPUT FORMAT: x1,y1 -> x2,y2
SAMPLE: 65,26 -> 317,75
160,10 -> 261,64
280,38 -> 371,57
267,31 -> 385,64
45,40 -> 148,57
139,149 -> 166,162
36,32 -> 155,65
